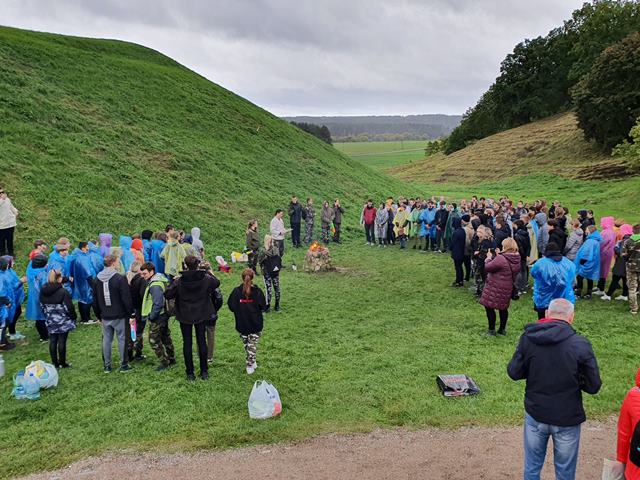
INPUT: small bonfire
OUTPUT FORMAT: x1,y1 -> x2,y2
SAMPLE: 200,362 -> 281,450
304,241 -> 334,273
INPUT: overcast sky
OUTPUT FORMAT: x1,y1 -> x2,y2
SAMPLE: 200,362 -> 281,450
3,0 -> 585,116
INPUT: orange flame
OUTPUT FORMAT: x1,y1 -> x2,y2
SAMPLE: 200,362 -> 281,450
308,241 -> 326,253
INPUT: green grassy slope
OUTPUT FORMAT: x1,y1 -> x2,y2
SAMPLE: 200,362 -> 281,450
335,140 -> 428,171
0,26 -> 399,260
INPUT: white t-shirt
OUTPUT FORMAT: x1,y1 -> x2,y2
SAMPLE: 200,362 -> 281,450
270,216 -> 286,240
0,198 -> 18,229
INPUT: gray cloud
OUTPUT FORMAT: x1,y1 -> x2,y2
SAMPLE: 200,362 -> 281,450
2,0 -> 585,115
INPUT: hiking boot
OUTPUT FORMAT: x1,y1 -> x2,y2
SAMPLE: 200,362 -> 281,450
60,363 -> 72,369
168,359 -> 177,366
186,373 -> 196,381
0,342 -> 16,351
451,282 -> 463,288
104,365 -> 112,373
200,372 -> 209,381
119,364 -> 133,373
264,305 -> 271,314
486,330 -> 496,337
133,354 -> 147,362
616,295 -> 629,301
582,294 -> 592,300
601,294 -> 611,301
497,329 -> 506,336
274,302 -> 281,312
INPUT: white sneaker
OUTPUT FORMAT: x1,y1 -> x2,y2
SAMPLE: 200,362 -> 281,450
601,294 -> 611,301
616,295 -> 629,301
246,364 -> 255,375
593,289 -> 605,296
365,242 -> 370,246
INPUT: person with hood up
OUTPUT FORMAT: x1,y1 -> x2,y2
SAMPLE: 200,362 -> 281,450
190,227 -> 205,259
141,230 -> 153,262
288,196 -> 305,248
449,217 -> 466,287
131,238 -> 145,265
374,203 -> 389,247
514,220 -> 532,295
70,242 -> 98,324
150,232 -> 167,275
165,255 -> 220,381
47,238 -> 72,294
535,210 -> 549,259
140,262 -> 175,372
443,203 -> 460,253
531,243 -> 576,319
320,201 -> 335,246
99,233 -> 113,258
393,203 -> 410,249
601,224 -> 633,302
92,255 -> 134,373
508,299 -> 601,480
227,268 -> 267,375
616,368 -> 640,479
26,254 -> 49,341
547,219 -> 567,252
419,202 -> 437,251
622,224 -> 640,315
304,198 -> 315,245
360,200 -> 377,246
40,269 -> 76,368
258,235 -> 282,312
0,256 -> 25,343
594,216 -> 617,296
161,231 -> 188,279
563,220 -> 584,261
119,235 -> 135,273
434,201 -> 449,252
479,238 -> 521,336
574,225 -> 602,299
245,220 -> 260,273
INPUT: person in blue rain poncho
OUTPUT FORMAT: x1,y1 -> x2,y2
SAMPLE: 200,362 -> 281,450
419,201 -> 438,251
574,225 -> 601,299
0,271 -> 11,349
151,233 -> 167,275
530,243 -> 576,319
119,235 -> 135,273
47,238 -> 72,293
0,256 -> 25,342
70,242 -> 98,324
26,254 -> 49,341
99,233 -> 112,258
141,230 -> 153,262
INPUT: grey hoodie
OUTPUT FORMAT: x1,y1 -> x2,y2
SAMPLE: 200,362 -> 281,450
97,267 -> 118,306
535,212 -> 549,254
564,229 -> 584,261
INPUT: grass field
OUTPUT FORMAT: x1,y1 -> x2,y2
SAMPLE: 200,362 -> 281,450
334,141 -> 428,170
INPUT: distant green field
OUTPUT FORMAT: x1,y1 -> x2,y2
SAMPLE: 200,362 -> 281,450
334,141 -> 428,170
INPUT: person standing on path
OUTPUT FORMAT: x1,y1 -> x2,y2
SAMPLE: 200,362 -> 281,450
92,255 -> 134,373
304,198 -> 315,245
288,196 -> 305,248
270,209 -> 287,258
0,187 -> 18,257
507,298 -> 601,480
140,262 -> 175,372
332,199 -> 345,244
165,255 -> 220,381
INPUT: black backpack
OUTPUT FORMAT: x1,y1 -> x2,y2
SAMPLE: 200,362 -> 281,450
630,420 -> 640,467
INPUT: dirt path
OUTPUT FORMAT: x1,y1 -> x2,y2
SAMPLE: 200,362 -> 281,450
25,420 -> 617,480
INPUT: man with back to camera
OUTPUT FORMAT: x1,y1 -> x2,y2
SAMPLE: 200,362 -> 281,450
507,298 -> 601,480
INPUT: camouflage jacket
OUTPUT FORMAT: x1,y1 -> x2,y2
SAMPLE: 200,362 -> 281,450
305,204 -> 315,224
622,235 -> 640,272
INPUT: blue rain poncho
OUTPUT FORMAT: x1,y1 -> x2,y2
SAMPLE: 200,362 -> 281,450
0,266 -> 24,323
151,239 -> 166,274
530,255 -> 576,309
119,235 -> 135,273
48,248 -> 72,293
70,248 -> 96,304
26,263 -> 48,320
574,230 -> 602,281
88,242 -> 104,275
419,207 -> 437,239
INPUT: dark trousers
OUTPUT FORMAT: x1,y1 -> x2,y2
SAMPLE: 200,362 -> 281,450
454,259 -> 464,284
134,317 -> 146,357
291,223 -> 301,247
78,302 -> 92,322
597,278 -> 607,291
0,325 -> 7,344
8,305 -> 21,335
535,307 -> 546,320
606,275 -> 629,297
333,223 -> 342,243
576,276 -> 594,295
0,226 -> 15,257
463,256 -> 471,281
436,229 -> 448,251
49,332 -> 69,366
485,306 -> 508,332
365,223 -> 374,243
179,321 -> 207,376
35,320 -> 49,340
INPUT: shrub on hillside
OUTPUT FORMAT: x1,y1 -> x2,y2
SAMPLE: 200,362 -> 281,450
613,118 -> 640,172
574,32 -> 640,150
290,121 -> 333,145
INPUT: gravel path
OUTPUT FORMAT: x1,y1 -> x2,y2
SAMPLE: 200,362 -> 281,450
24,420 -> 617,480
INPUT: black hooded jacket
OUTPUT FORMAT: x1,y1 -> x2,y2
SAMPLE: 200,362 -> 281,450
164,269 -> 220,324
507,320 -> 601,426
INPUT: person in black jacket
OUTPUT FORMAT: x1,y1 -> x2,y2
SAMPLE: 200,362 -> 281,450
435,201 -> 449,253
128,263 -> 147,361
507,298 -> 601,479
494,216 -> 511,249
165,255 -> 220,381
40,269 -> 76,368
547,219 -> 567,252
449,217 -> 466,287
332,199 -> 345,243
513,220 -> 532,294
288,196 -> 305,248
228,268 -> 267,375
93,255 -> 134,373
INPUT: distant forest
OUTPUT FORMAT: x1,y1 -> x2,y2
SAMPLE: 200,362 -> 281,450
283,114 -> 462,142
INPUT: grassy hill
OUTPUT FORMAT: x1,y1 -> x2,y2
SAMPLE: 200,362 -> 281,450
334,140 -> 428,171
0,26 -> 399,261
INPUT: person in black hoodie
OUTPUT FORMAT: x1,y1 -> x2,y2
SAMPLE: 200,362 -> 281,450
332,199 -> 345,243
513,220 -> 531,295
494,216 -> 511,249
40,269 -> 76,368
547,219 -> 567,252
228,268 -> 267,375
507,298 -> 601,479
435,201 -> 449,253
165,255 -> 220,381
93,255 -> 134,373
449,217 -> 466,287
288,196 -> 305,248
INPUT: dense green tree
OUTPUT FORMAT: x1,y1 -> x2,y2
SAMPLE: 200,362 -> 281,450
290,121 -> 333,144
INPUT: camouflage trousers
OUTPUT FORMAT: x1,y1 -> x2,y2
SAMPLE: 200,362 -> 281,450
304,221 -> 314,244
263,272 -> 281,306
240,332 -> 261,367
149,320 -> 176,366
321,222 -> 331,244
628,270 -> 640,314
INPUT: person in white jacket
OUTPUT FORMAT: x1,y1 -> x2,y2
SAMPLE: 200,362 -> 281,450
269,209 -> 288,257
0,188 -> 18,257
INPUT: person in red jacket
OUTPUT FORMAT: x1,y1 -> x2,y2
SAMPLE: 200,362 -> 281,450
617,368 -> 640,479
360,200 -> 377,246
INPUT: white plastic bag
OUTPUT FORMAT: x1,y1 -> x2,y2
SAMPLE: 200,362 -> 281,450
24,360 -> 59,389
248,380 -> 282,419
602,458 -> 625,480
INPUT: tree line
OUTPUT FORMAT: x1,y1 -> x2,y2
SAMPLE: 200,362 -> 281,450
445,0 -> 640,158
290,122 -> 333,145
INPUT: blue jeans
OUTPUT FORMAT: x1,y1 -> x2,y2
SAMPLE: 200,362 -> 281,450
524,413 -> 581,480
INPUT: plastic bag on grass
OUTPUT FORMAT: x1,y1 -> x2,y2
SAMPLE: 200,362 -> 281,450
25,360 -> 58,389
436,374 -> 480,397
602,458 -> 625,480
248,380 -> 282,419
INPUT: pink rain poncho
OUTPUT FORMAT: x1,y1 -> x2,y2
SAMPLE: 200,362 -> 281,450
599,216 -> 617,278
